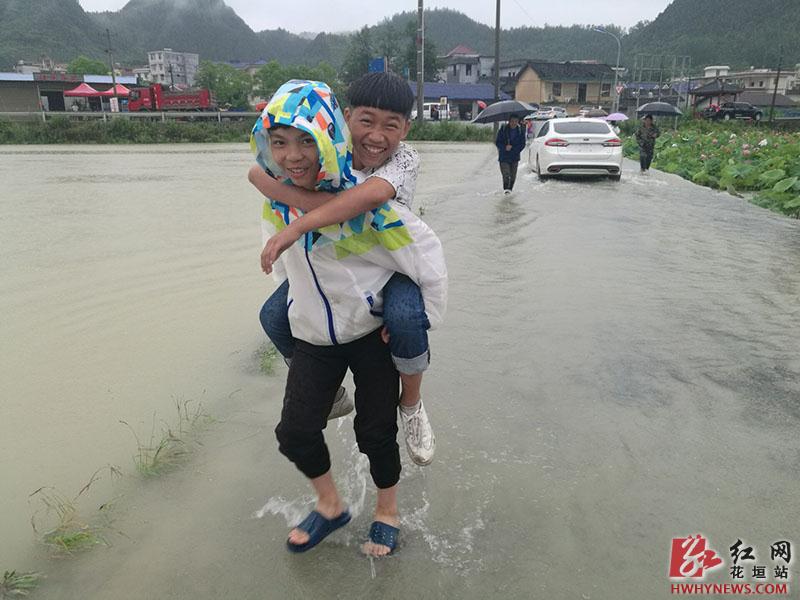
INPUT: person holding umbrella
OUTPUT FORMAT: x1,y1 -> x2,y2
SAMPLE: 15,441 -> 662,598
634,114 -> 660,174
495,115 -> 526,193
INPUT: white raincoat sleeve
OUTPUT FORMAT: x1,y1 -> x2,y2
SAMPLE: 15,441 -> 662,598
361,204 -> 448,330
261,203 -> 288,284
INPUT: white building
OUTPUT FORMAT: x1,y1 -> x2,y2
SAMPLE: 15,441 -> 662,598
697,64 -> 799,98
729,67 -> 797,96
437,45 -> 496,85
147,49 -> 199,87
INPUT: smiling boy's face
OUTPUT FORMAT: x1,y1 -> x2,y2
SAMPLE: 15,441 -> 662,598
345,106 -> 411,171
268,126 -> 320,190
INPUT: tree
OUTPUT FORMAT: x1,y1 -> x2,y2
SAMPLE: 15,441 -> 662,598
341,26 -> 374,84
196,61 -> 252,109
254,61 -> 342,100
254,60 -> 287,99
67,55 -> 108,75
399,21 -> 440,81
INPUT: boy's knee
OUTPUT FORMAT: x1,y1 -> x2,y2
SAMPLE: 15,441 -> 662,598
384,302 -> 429,334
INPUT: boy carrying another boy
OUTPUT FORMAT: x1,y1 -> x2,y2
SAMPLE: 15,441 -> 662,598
249,78 -> 447,556
250,72 -> 439,466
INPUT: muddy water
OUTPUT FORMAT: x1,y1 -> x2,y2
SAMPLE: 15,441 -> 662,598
1,143 -> 799,598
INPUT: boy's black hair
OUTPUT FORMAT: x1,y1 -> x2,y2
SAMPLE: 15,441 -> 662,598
347,72 -> 415,119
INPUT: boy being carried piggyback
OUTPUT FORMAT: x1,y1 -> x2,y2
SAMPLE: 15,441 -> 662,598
250,72 -> 440,467
248,77 -> 447,556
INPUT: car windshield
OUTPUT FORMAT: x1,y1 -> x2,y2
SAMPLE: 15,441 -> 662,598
553,122 -> 611,134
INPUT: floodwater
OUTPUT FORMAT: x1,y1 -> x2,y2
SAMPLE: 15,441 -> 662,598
1,142 -> 799,599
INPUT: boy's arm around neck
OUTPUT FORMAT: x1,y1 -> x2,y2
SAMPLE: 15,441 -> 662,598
248,164 -> 334,211
258,176 -> 397,273
288,177 -> 396,236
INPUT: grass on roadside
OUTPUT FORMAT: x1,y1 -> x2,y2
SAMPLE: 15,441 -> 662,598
1,570 -> 43,598
120,399 -> 212,477
257,342 -> 280,375
29,466 -> 121,556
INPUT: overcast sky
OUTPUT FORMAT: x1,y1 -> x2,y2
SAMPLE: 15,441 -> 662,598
78,0 -> 673,33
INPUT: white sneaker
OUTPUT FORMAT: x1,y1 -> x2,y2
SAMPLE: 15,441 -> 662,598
399,400 -> 435,466
328,386 -> 354,420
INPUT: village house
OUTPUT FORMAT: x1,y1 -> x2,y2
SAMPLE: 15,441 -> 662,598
502,60 -> 616,108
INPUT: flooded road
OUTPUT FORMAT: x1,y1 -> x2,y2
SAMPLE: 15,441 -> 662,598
1,142 -> 799,598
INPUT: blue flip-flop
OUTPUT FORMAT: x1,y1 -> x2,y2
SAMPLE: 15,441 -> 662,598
286,509 -> 351,553
367,521 -> 399,555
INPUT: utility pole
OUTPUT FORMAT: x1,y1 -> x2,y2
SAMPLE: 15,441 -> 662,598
168,63 -> 175,90
105,29 -> 119,112
592,27 -> 621,112
769,46 -> 783,124
494,0 -> 500,133
416,0 -> 424,125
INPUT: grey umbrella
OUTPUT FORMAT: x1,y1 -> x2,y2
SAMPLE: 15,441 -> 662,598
637,101 -> 683,116
472,100 -> 538,124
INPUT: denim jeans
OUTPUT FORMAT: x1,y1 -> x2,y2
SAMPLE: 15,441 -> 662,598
259,273 -> 430,375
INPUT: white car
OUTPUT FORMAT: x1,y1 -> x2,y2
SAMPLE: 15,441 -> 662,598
528,118 -> 623,180
530,106 -> 567,120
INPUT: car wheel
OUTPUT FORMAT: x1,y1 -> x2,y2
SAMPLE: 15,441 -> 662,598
609,173 -> 621,182
536,156 -> 548,181
723,113 -> 731,121
755,112 -> 762,121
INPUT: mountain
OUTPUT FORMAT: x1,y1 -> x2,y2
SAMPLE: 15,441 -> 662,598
94,0 -> 267,63
0,0 -> 797,74
625,0 -> 800,69
0,0 -> 108,69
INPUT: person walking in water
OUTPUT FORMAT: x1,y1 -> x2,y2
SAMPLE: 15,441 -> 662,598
495,115 -> 526,193
635,114 -> 660,174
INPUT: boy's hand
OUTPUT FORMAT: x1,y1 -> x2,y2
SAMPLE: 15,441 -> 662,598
380,326 -> 390,344
505,144 -> 512,151
261,225 -> 301,274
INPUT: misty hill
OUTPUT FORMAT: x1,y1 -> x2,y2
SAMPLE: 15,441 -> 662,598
0,0 -> 797,75
0,0 -> 108,69
93,0 -> 267,63
625,0 -> 799,68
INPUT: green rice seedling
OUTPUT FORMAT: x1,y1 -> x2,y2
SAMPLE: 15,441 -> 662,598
120,417 -> 188,477
121,398 -> 213,477
1,570 -> 42,598
29,466 -> 121,556
257,342 -> 280,375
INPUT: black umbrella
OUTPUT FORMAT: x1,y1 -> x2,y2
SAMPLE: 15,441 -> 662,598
637,101 -> 683,116
472,100 -> 538,124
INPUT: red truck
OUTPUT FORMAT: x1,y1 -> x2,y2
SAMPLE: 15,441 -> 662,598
128,85 -> 216,111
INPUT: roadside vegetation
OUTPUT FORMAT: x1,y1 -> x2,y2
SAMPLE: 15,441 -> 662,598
623,120 -> 800,217
0,117 -> 252,144
120,399 -> 212,477
29,466 -> 122,556
0,116 -> 492,144
1,570 -> 42,598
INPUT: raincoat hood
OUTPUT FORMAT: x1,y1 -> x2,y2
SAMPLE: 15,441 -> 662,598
250,79 -> 356,192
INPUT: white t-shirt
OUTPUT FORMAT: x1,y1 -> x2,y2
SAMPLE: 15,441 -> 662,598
355,142 -> 419,209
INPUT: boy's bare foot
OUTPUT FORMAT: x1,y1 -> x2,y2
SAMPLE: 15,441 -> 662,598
361,511 -> 400,557
288,499 -> 346,546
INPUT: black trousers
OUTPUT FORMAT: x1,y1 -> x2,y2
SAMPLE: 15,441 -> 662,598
639,146 -> 654,170
275,329 -> 401,489
499,161 -> 519,190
